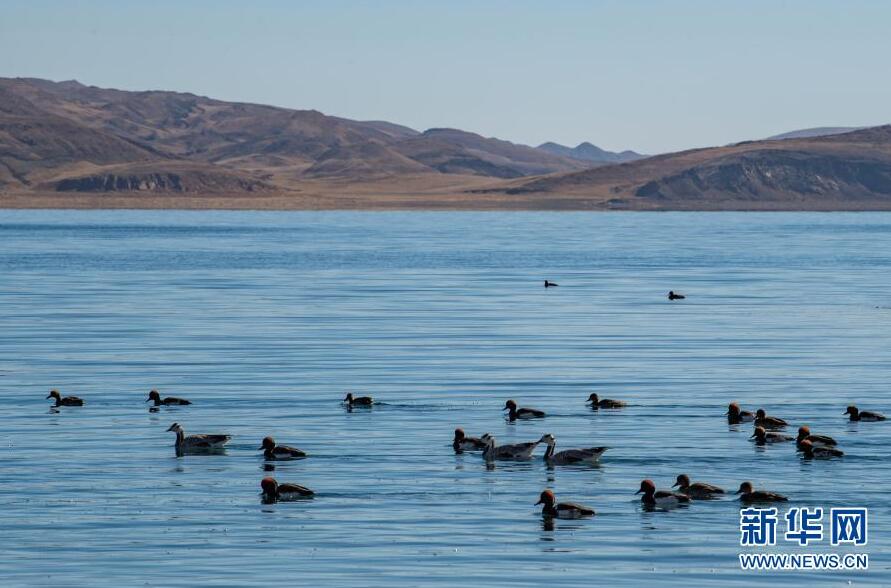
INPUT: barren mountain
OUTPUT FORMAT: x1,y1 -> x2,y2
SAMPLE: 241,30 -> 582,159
537,141 -> 644,164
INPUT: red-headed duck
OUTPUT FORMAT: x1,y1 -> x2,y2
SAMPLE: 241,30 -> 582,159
536,489 -> 594,519
260,477 -> 314,501
259,436 -> 306,460
726,402 -> 754,424
798,439 -> 844,459
796,426 -> 837,448
637,479 -> 690,507
751,426 -> 793,445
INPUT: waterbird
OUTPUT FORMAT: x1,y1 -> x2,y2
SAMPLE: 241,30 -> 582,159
481,434 -> 540,461
796,426 -> 837,448
586,393 -> 625,409
260,477 -> 314,501
845,405 -> 886,422
726,402 -> 754,424
736,481 -> 788,503
637,479 -> 690,507
668,291 -> 685,300
166,422 -> 230,453
798,439 -> 844,459
754,409 -> 788,429
504,399 -> 545,421
751,426 -> 793,445
672,474 -> 725,499
536,489 -> 595,519
259,436 -> 307,459
147,389 -> 191,406
544,280 -> 558,288
343,393 -> 374,407
46,389 -> 83,407
453,428 -> 486,452
540,433 -> 607,465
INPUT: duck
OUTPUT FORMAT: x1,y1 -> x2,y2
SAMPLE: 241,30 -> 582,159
671,474 -> 725,499
544,280 -> 558,288
754,409 -> 788,429
796,426 -> 837,448
46,389 -> 84,407
736,481 -> 788,503
481,434 -> 540,461
166,422 -> 230,453
726,402 -> 754,424
539,433 -> 607,465
798,439 -> 844,459
504,399 -> 545,421
637,479 -> 690,507
845,405 -> 886,422
343,393 -> 374,407
146,389 -> 191,406
750,426 -> 793,445
259,436 -> 306,459
536,489 -> 595,519
453,428 -> 486,452
668,291 -> 686,300
586,393 -> 626,409
260,477 -> 314,501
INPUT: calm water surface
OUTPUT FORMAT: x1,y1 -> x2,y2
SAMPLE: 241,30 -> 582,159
1,211 -> 890,587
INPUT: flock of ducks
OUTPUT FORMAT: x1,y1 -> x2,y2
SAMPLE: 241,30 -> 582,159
44,382 -> 885,516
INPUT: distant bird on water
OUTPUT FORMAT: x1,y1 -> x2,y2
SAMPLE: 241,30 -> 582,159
539,433 -> 607,465
586,393 -> 626,409
453,428 -> 486,452
536,489 -> 595,519
166,422 -> 230,453
544,280 -> 558,288
672,474 -> 724,499
343,393 -> 374,407
147,389 -> 191,406
46,389 -> 83,407
726,402 -> 754,424
845,405 -> 886,422
796,426 -> 837,448
260,477 -> 314,502
668,291 -> 685,300
637,479 -> 690,508
798,439 -> 844,459
736,481 -> 788,503
504,399 -> 545,421
754,409 -> 788,429
259,436 -> 307,460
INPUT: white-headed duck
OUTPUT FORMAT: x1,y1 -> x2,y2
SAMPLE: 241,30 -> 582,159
755,409 -> 788,429
668,291 -> 686,300
536,489 -> 595,519
166,422 -> 230,453
481,434 -> 540,461
751,426 -> 793,445
544,280 -> 558,288
147,389 -> 191,406
586,393 -> 626,409
672,474 -> 724,499
343,393 -> 374,407
259,436 -> 307,460
46,389 -> 83,407
796,426 -> 837,448
539,433 -> 607,465
260,477 -> 314,501
726,402 -> 754,424
736,481 -> 788,503
453,428 -> 486,452
637,479 -> 690,507
504,399 -> 545,421
845,405 -> 886,422
798,439 -> 844,459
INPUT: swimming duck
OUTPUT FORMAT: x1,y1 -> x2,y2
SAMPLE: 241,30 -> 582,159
668,291 -> 686,300
796,426 -> 837,448
672,474 -> 725,499
726,402 -> 754,424
166,422 -> 230,453
453,428 -> 486,452
481,434 -> 540,461
536,489 -> 595,519
544,280 -> 558,288
750,426 -> 793,445
736,481 -> 788,503
259,436 -> 307,459
637,479 -> 690,507
146,389 -> 191,406
504,399 -> 545,421
260,477 -> 314,501
755,409 -> 788,429
343,393 -> 374,407
845,405 -> 886,422
798,439 -> 844,459
46,389 -> 83,407
540,433 -> 607,465
586,393 -> 626,409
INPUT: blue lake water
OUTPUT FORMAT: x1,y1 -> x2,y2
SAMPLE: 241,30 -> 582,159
0,210 -> 889,586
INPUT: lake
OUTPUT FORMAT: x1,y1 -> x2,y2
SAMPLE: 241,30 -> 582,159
0,210 -> 889,586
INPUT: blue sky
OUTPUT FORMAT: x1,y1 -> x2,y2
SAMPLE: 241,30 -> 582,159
2,0 -> 888,153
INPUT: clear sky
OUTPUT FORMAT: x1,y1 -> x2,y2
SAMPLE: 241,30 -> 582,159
2,0 -> 888,154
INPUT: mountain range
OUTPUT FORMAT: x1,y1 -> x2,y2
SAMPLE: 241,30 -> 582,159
2,77 -> 890,210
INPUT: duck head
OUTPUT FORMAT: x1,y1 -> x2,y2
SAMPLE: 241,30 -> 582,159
343,393 -> 354,403
736,481 -> 754,495
845,406 -> 859,418
503,400 -> 517,412
535,489 -> 556,506
260,477 -> 278,495
147,390 -> 161,403
636,479 -> 656,495
454,428 -> 465,441
726,402 -> 741,416
672,474 -> 690,488
166,422 -> 183,433
586,393 -> 599,404
797,426 -> 811,441
755,409 -> 767,419
46,389 -> 61,400
750,426 -> 767,441
259,436 -> 276,451
539,433 -> 556,445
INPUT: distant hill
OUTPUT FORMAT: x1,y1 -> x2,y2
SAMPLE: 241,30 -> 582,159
766,126 -> 868,141
537,141 -> 645,164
